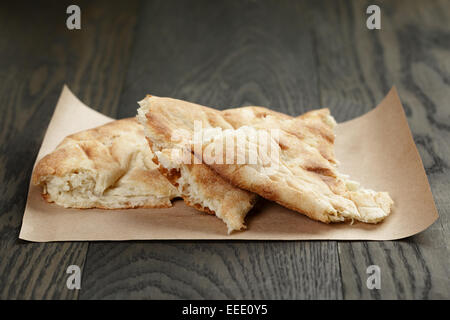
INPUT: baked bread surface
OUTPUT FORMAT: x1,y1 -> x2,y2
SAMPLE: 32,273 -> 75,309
32,118 -> 180,209
138,98 -> 258,233
138,97 -> 393,224
153,148 -> 257,233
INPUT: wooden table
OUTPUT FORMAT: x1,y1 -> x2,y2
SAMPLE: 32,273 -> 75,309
0,0 -> 448,299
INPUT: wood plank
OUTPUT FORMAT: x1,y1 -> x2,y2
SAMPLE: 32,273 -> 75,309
0,0 -> 139,299
80,241 -> 340,299
312,0 -> 449,299
80,0 -> 343,299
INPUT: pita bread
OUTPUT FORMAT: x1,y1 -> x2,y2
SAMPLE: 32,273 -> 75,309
137,97 -> 393,224
32,118 -> 180,209
152,147 -> 257,233
137,98 -> 258,233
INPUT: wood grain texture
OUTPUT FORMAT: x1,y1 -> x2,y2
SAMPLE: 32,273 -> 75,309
0,0 -> 139,299
115,0 -> 323,117
80,241 -> 340,299
1,0 -> 449,300
311,0 -> 450,299
80,0 -> 342,300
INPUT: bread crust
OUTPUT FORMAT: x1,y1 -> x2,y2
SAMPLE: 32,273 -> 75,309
138,97 -> 393,224
33,118 -> 180,209
137,99 -> 258,233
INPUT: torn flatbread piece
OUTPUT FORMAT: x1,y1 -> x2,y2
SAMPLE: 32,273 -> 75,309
152,147 -> 257,234
32,118 -> 180,209
138,97 -> 393,224
221,106 -> 393,223
137,98 -> 258,233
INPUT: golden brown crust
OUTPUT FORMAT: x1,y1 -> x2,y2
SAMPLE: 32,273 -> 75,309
33,118 -> 180,209
137,101 -> 258,233
148,145 -> 257,233
222,106 -> 337,164
138,96 -> 393,224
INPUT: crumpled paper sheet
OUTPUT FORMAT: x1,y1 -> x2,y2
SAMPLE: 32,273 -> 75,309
19,86 -> 439,241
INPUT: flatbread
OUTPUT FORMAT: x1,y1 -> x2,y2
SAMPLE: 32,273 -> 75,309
153,147 -> 257,233
137,98 -> 258,233
137,97 -> 393,224
32,118 -> 180,209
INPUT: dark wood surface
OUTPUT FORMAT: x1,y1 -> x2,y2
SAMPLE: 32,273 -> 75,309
0,0 -> 448,299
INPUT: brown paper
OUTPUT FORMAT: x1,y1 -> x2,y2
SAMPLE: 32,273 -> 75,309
19,86 -> 439,241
